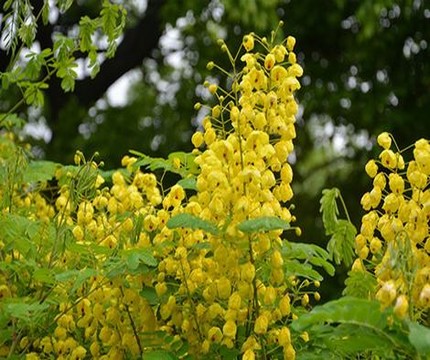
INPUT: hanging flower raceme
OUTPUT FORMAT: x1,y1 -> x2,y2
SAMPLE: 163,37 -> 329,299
153,24 -> 306,359
354,132 -> 430,320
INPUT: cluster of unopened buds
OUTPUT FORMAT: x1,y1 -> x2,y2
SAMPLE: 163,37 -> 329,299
354,132 -> 430,320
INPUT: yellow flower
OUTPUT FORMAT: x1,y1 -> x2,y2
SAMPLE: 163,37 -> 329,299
264,53 -> 276,70
300,331 -> 310,342
283,344 -> 296,360
273,45 -> 287,62
288,63 -> 303,77
377,132 -> 392,149
279,294 -> 291,316
192,131 -> 204,148
373,173 -> 386,189
242,349 -> 255,360
388,173 -> 405,194
376,280 -> 397,307
240,262 -> 256,282
228,292 -> 242,310
263,286 -> 276,305
418,284 -> 430,307
278,326 -> 291,347
379,149 -> 397,169
369,237 -> 382,254
394,295 -> 409,318
208,326 -> 223,343
223,320 -> 237,338
243,34 -> 255,52
288,52 -> 297,64
254,313 -> 269,334
271,250 -> 284,268
382,193 -> 400,213
365,160 -> 378,178
217,277 -> 232,299
25,353 -> 39,360
286,36 -> 296,51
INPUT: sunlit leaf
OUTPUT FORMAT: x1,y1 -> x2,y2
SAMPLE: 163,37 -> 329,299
23,160 -> 59,183
177,176 -> 197,190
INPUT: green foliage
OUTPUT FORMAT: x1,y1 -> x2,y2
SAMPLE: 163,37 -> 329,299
407,321 -> 430,355
23,160 -> 59,183
283,242 -> 335,278
343,268 -> 377,299
167,213 -> 219,236
320,188 -> 356,267
292,297 -> 424,358
1,3 -> 430,358
237,216 -> 290,233
131,150 -> 199,178
0,0 -> 126,113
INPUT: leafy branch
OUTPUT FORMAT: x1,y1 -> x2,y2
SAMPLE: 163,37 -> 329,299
320,188 -> 356,267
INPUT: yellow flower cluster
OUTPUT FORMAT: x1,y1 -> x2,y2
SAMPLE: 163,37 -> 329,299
354,132 -> 430,319
153,29 -> 305,358
0,152 -> 165,358
0,26 -> 308,360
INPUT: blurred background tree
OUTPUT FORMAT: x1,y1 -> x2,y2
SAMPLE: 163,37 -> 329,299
1,0 -> 429,298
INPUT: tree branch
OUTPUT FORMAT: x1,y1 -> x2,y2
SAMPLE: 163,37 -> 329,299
73,0 -> 165,108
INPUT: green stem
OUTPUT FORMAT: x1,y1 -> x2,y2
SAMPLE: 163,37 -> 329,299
120,286 -> 144,357
337,192 -> 352,224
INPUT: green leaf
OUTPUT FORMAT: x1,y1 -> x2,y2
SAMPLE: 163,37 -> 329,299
144,350 -> 178,360
55,268 -> 97,293
132,154 -> 173,172
283,259 -> 323,281
130,151 -> 198,178
123,248 -> 158,269
79,16 -> 96,53
237,216 -> 290,233
167,213 -> 219,235
4,300 -> 50,321
320,188 -> 340,235
327,219 -> 356,266
0,114 -> 26,129
23,160 -> 59,183
33,267 -> 55,285
56,58 -> 78,92
42,0 -> 50,25
140,287 -> 158,305
58,0 -> 73,12
218,345 -> 241,360
407,321 -> 430,355
291,297 -> 389,333
0,214 -> 38,256
24,84 -> 45,107
177,176 -> 197,190
53,35 -> 75,61
283,242 -> 335,276
343,269 -> 376,298
318,323 -> 402,358
18,22 -> 36,47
